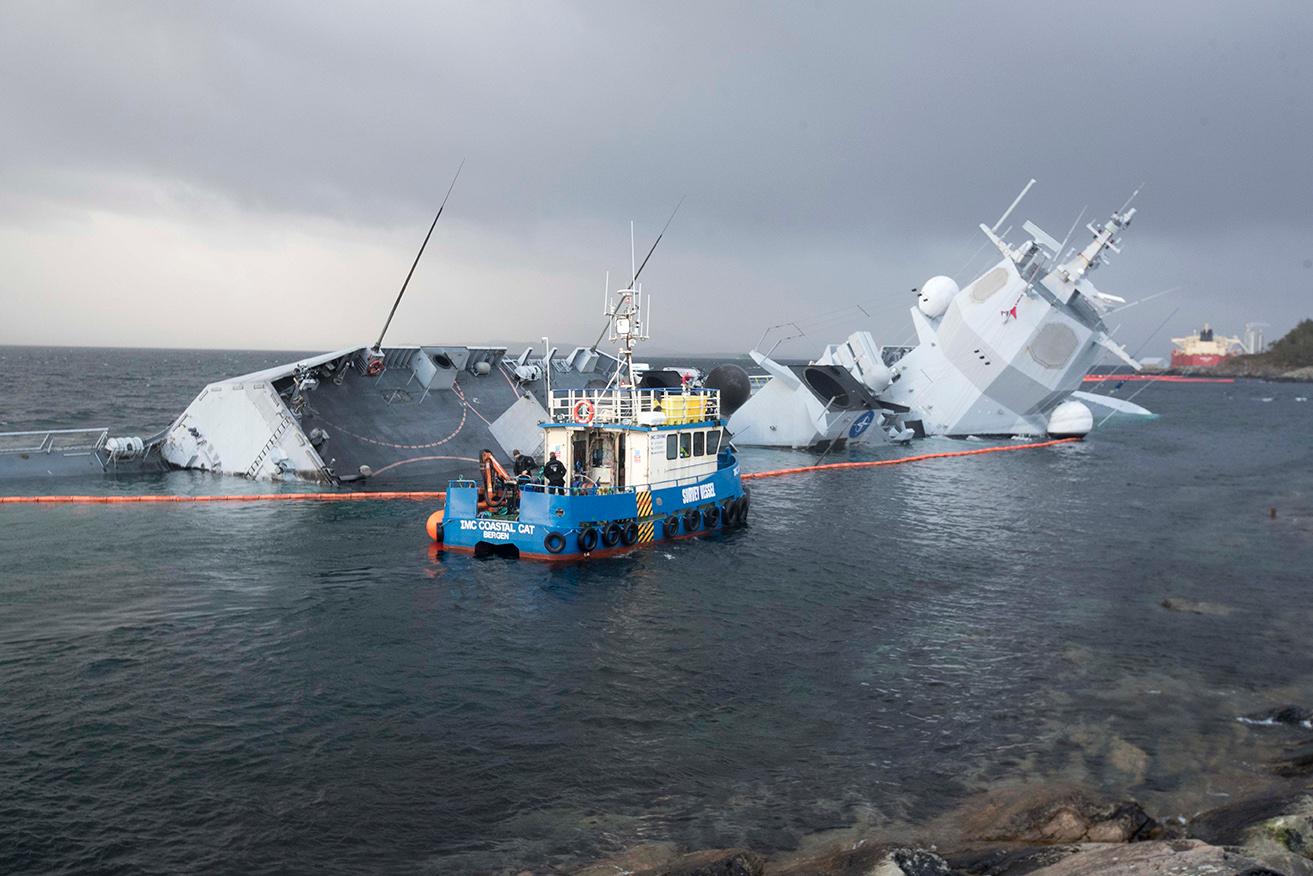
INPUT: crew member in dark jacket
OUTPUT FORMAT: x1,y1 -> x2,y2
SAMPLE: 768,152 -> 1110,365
512,449 -> 536,479
543,451 -> 567,489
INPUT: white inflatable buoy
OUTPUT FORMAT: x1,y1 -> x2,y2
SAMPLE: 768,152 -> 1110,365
1046,400 -> 1093,438
916,275 -> 959,319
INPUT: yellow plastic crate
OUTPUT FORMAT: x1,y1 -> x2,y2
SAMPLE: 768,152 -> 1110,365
660,394 -> 707,424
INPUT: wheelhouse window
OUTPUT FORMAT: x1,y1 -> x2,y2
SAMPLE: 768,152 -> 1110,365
693,431 -> 706,456
666,434 -> 678,460
707,429 -> 722,454
679,433 -> 691,458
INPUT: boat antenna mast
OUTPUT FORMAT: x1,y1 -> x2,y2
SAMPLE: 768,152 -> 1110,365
590,197 -> 683,366
372,159 -> 464,354
604,221 -> 653,388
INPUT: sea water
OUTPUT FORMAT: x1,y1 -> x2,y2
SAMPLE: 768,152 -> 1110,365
1,346 -> 1310,873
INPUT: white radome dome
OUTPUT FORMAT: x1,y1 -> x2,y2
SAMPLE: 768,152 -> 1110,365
1046,400 -> 1093,438
917,275 -> 959,319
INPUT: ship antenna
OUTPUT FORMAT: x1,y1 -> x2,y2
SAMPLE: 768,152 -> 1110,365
631,196 -> 683,288
1117,183 -> 1144,216
992,178 -> 1036,234
588,197 -> 684,352
373,159 -> 464,352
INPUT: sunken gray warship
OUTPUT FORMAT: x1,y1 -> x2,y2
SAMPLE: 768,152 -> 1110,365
0,342 -> 625,486
0,170 -> 671,487
0,177 -> 714,488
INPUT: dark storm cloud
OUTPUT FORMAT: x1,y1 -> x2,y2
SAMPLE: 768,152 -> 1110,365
1,1 -> 1311,352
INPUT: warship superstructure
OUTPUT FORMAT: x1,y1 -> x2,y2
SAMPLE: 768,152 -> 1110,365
723,331 -> 913,450
725,184 -> 1149,446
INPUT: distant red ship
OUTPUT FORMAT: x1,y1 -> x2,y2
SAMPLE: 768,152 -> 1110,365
1170,324 -> 1243,368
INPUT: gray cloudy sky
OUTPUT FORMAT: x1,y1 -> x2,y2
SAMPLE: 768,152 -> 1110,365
2,1 -> 1310,359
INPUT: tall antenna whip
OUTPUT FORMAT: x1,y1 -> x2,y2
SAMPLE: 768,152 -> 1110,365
992,179 -> 1036,234
632,196 -> 683,287
589,197 -> 684,351
374,159 -> 465,351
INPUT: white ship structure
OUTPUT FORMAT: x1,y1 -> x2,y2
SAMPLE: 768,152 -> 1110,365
724,185 -> 1152,448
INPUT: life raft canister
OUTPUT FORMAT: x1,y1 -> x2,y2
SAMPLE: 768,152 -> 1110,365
544,532 -> 566,554
572,399 -> 596,424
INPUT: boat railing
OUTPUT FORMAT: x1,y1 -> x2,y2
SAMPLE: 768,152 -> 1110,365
0,427 -> 108,455
516,469 -> 726,499
521,482 -> 637,498
548,387 -> 719,425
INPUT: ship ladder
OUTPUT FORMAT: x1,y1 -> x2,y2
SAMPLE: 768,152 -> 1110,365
245,416 -> 293,479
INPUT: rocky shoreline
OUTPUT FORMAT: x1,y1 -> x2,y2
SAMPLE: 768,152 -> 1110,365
1171,363 -> 1313,382
562,705 -> 1313,876
568,785 -> 1312,875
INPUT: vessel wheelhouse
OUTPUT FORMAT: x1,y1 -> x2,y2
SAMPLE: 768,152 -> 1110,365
432,386 -> 747,560
428,248 -> 748,561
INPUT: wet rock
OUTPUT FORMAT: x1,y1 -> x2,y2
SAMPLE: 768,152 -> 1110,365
1243,704 -> 1313,727
942,844 -> 1083,875
1189,792 -> 1312,845
882,848 -> 952,876
765,845 -> 949,876
638,847 -> 764,876
1159,597 -> 1234,616
1273,739 -> 1313,777
1017,839 -> 1302,875
764,842 -> 894,876
958,785 -> 1160,844
1240,795 -> 1313,866
1106,737 -> 1150,787
575,841 -> 680,875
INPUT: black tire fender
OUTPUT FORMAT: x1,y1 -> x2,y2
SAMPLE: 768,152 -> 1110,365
621,522 -> 639,545
602,523 -> 622,547
578,527 -> 599,552
544,532 -> 566,554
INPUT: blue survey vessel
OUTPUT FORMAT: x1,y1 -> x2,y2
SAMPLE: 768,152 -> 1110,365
431,386 -> 747,560
428,270 -> 747,560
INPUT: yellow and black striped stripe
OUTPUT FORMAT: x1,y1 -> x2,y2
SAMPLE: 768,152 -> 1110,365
636,490 -> 655,542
